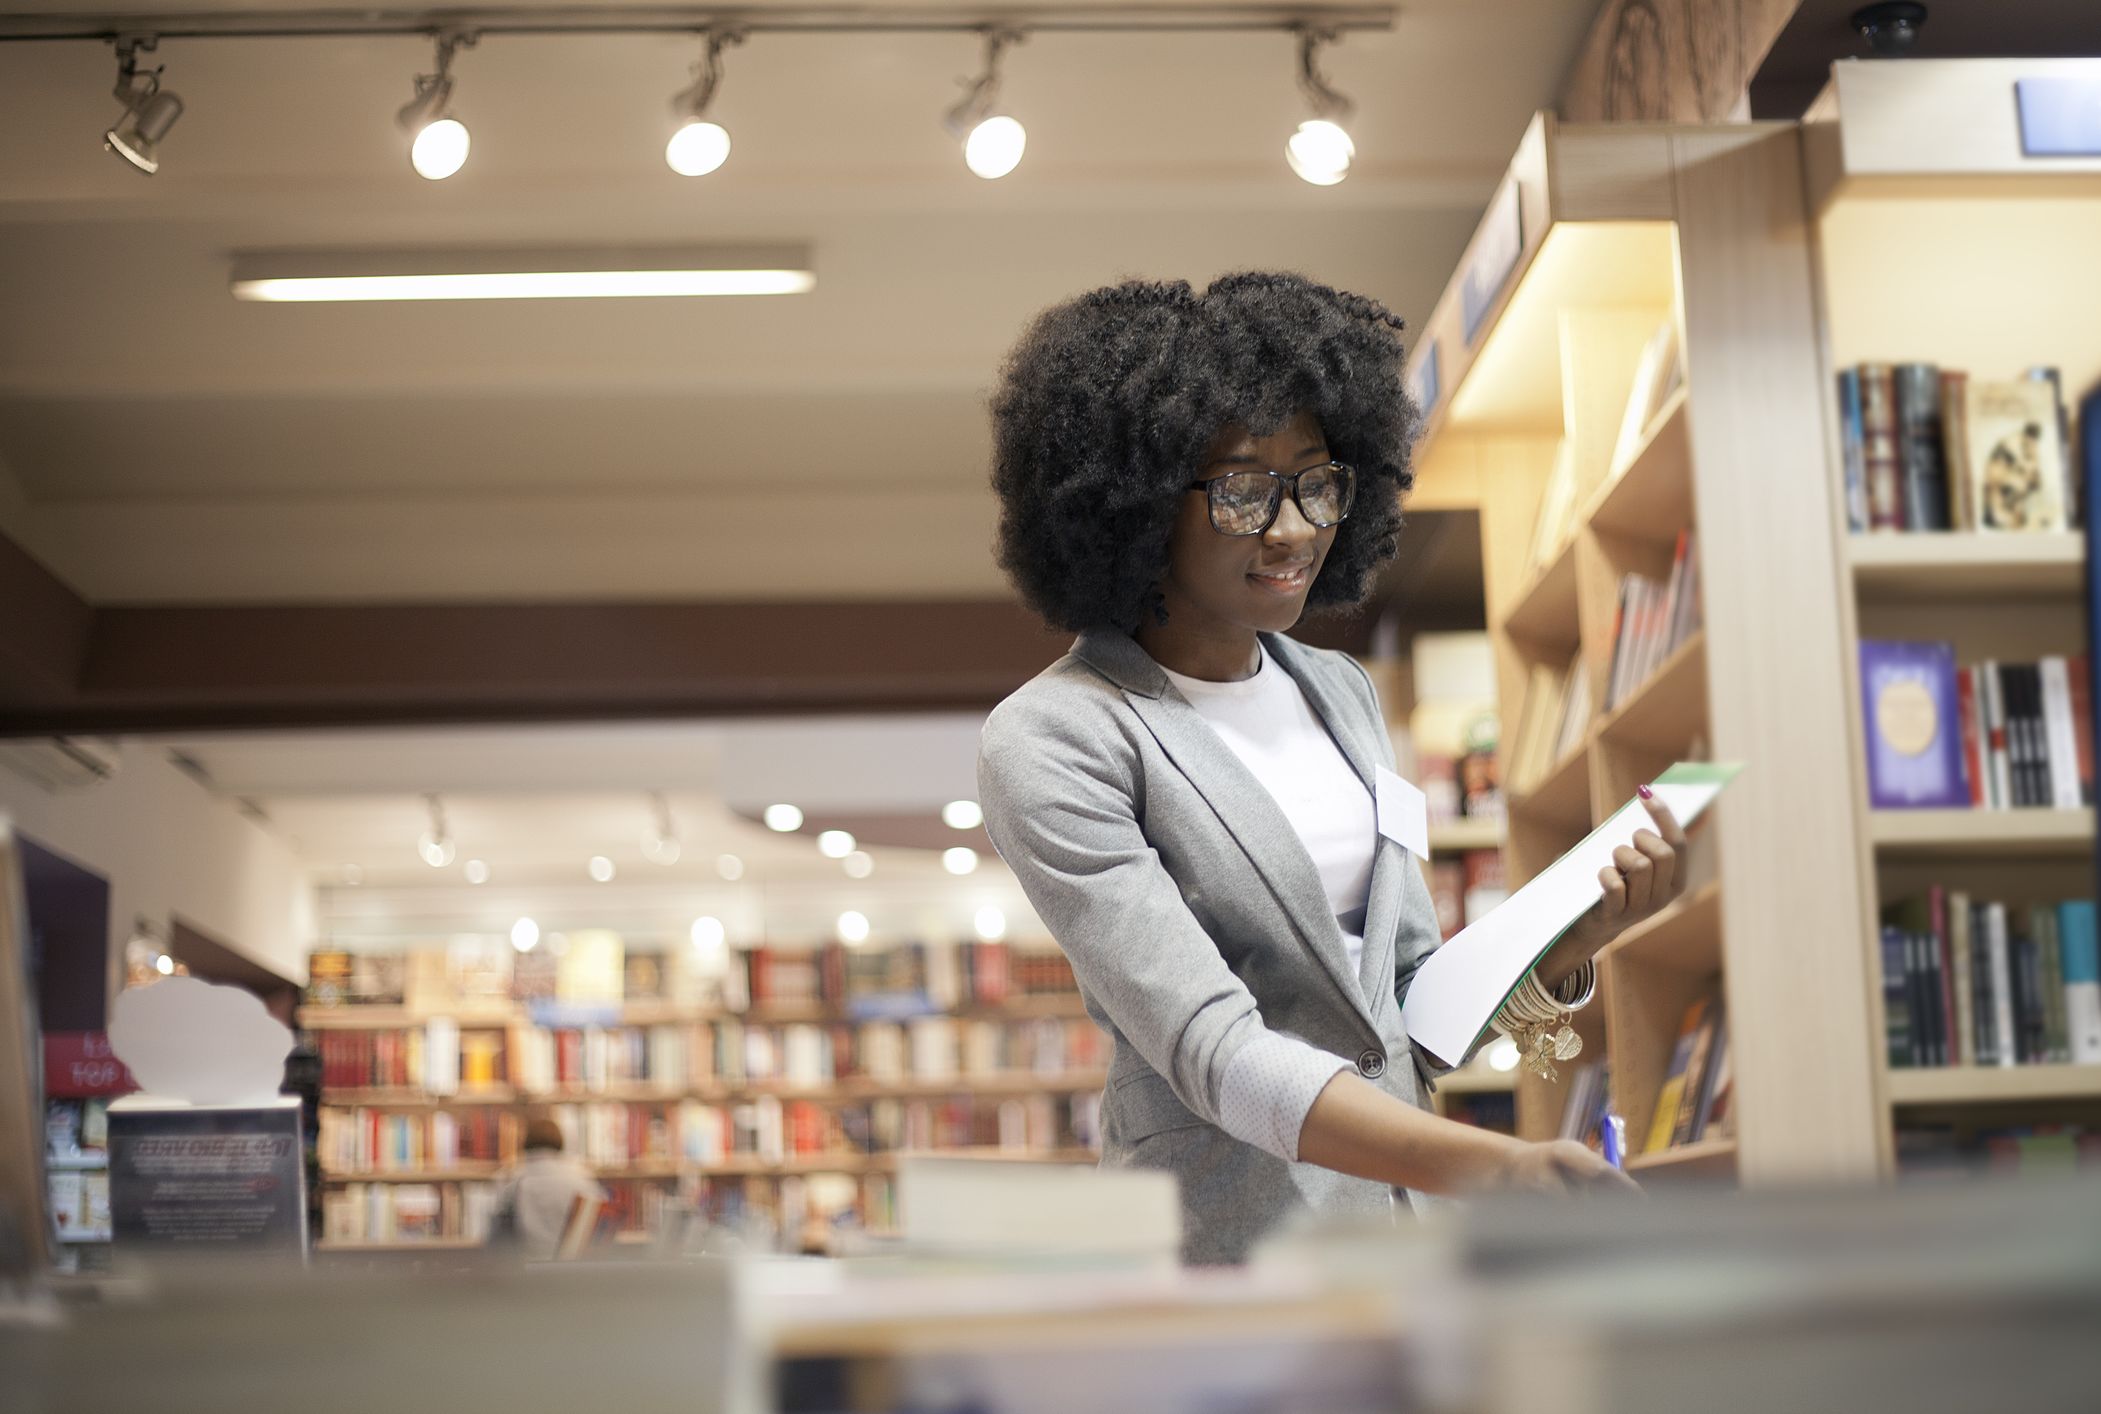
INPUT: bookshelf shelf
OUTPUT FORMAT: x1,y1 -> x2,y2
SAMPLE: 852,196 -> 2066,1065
1510,739 -> 1591,832
313,1238 -> 484,1254
1595,632 -> 1708,747
1625,1136 -> 1737,1177
325,1071 -> 1113,1111
299,1006 -> 514,1031
1885,1065 -> 2101,1107
326,1087 -> 520,1108
1586,388 -> 1693,544
1602,880 -> 1722,975
1869,809 -> 2097,857
321,1165 -> 505,1183
1434,1064 -> 1519,1096
298,994 -> 1093,1032
1429,817 -> 1506,853
1848,532 -> 2087,598
1500,537 -> 1581,652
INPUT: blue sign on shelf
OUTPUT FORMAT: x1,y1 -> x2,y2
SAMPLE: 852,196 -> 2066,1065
2016,76 -> 2101,158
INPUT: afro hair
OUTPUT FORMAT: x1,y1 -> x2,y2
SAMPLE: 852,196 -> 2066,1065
988,271 -> 1420,633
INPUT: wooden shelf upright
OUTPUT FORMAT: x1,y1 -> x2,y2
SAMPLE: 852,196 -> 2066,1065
1404,112 -> 1884,1182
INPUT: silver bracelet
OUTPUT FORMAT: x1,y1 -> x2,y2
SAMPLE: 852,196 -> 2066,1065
1493,959 -> 1595,1081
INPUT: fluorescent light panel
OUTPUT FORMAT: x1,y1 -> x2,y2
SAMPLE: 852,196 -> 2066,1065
229,245 -> 814,303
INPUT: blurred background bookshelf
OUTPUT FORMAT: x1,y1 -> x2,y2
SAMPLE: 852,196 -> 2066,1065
1810,59 -> 2101,1177
299,936 -> 1108,1251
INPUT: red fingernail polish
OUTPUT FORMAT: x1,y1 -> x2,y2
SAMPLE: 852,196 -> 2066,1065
1637,784 -> 1654,799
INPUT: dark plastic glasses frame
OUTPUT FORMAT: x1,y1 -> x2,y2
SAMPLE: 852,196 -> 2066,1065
1184,461 -> 1357,537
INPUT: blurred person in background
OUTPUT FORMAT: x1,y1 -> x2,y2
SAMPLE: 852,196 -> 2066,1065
499,1118 -> 606,1260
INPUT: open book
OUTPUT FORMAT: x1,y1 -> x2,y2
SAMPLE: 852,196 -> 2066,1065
1402,761 -> 1743,1067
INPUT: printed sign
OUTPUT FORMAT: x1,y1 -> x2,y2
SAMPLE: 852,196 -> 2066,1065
108,1101 -> 307,1257
43,1032 -> 140,1098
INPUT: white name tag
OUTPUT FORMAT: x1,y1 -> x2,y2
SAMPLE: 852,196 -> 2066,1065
1374,765 -> 1431,858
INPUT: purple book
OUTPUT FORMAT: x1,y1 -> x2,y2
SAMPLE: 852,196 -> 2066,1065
1861,640 -> 1971,809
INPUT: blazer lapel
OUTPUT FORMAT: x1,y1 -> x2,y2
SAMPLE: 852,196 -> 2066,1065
1075,629 -> 1380,1039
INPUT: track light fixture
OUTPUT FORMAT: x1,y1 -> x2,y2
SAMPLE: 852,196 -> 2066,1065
667,26 -> 744,177
943,27 -> 1027,180
104,35 -> 183,175
1287,26 -> 1356,186
397,28 -> 476,180
643,791 -> 683,864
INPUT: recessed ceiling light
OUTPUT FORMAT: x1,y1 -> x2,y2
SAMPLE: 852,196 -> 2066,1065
942,847 -> 980,876
463,859 -> 490,885
817,830 -> 856,859
836,910 -> 870,945
511,916 -> 540,952
763,803 -> 804,832
691,916 -> 726,951
842,851 -> 874,880
717,853 -> 745,881
588,855 -> 617,882
942,800 -> 983,830
229,246 -> 815,303
973,906 -> 1007,942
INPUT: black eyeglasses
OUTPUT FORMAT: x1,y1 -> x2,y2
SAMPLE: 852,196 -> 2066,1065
1185,462 -> 1356,537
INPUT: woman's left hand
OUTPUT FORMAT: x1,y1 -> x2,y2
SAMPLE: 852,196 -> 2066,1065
1564,787 -> 1689,952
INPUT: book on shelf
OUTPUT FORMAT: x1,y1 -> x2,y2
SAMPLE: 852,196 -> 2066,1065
323,1179 -> 503,1245
1896,1123 -> 2101,1178
1879,893 -> 2101,1068
1607,316 -> 1683,483
1523,440 -> 1579,578
1603,530 -> 1702,714
1869,646 -> 2097,810
1644,991 -> 1718,1155
1859,640 -> 1975,809
1556,1060 -> 1611,1148
1506,652 -> 1591,796
1842,362 -> 2078,532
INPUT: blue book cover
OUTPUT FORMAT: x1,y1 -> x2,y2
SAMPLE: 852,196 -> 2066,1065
1839,368 -> 1868,533
1860,640 -> 1969,809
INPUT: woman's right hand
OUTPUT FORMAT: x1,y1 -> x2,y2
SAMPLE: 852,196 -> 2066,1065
1494,1138 -> 1643,1196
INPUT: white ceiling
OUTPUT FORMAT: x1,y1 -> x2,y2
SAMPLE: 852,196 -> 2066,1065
0,0 -> 1603,602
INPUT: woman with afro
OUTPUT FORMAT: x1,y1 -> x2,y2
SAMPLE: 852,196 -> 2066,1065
977,272 -> 1684,1265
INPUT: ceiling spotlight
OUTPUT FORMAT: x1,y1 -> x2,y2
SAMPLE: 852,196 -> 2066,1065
1286,27 -> 1356,186
666,27 -> 744,177
463,859 -> 490,885
588,855 -> 617,883
104,35 -> 184,175
817,829 -> 856,859
643,791 -> 682,864
511,916 -> 540,952
691,915 -> 726,951
943,28 -> 1028,180
973,906 -> 1008,942
397,29 -> 477,180
942,847 -> 980,876
154,953 -> 175,976
717,853 -> 745,881
942,800 -> 984,831
417,793 -> 456,868
764,804 -> 804,833
837,910 -> 871,946
842,850 -> 874,880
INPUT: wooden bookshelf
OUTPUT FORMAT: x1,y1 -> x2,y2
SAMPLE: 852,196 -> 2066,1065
1429,818 -> 1506,853
1869,809 -> 2097,858
1806,59 -> 2101,1172
1404,112 -> 1882,1178
321,1165 -> 505,1183
1849,533 -> 2087,598
1625,1136 -> 1737,1178
1885,1065 -> 2101,1108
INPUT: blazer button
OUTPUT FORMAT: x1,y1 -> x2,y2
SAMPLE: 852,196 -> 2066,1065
1357,1049 -> 1386,1078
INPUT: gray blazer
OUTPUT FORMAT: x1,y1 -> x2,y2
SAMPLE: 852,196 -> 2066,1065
977,626 -> 1452,1265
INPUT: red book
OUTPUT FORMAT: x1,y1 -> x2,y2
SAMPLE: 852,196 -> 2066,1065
1955,667 -> 1985,807
1929,885 -> 1959,1062
2071,655 -> 2096,807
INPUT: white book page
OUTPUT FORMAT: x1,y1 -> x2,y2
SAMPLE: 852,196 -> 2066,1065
1401,768 -> 1738,1067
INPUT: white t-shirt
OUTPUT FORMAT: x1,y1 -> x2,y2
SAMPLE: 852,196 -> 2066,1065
1157,645 -> 1377,1163
1158,646 -> 1379,978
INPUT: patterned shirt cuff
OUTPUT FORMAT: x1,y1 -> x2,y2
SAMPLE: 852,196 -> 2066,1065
1217,1032 -> 1353,1163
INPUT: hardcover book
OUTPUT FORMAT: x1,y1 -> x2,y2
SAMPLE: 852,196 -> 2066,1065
1968,380 -> 2067,531
1859,640 -> 1969,808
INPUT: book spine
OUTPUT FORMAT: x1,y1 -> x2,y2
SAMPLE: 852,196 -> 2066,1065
1929,885 -> 1957,1065
1940,370 -> 1972,531
1955,667 -> 1985,808
2040,657 -> 2083,808
2013,931 -> 2042,1065
1987,903 -> 2017,1067
1949,890 -> 1976,1068
1605,578 -> 1635,710
1972,903 -> 1996,1064
1894,363 -> 1949,531
1981,662 -> 2012,809
1881,926 -> 1911,1068
2059,901 -> 2101,1064
1858,364 -> 1905,530
1907,931 -> 1933,1067
2037,905 -> 2069,1064
1839,368 -> 1869,533
2069,653 -> 2096,806
2022,665 -> 2051,808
